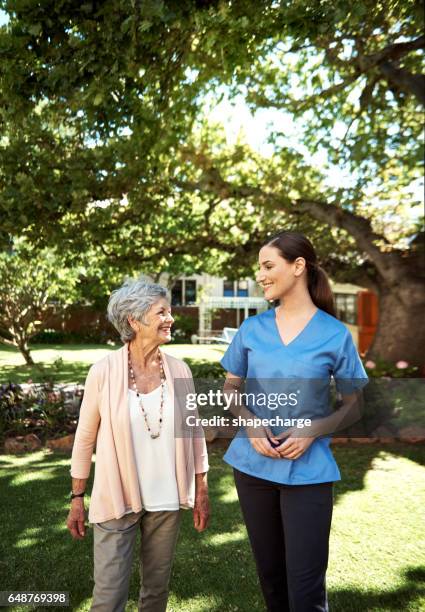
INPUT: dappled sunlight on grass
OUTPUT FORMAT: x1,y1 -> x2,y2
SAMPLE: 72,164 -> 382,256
329,450 -> 425,600
0,450 -> 50,466
10,470 -> 58,486
208,531 -> 245,546
73,597 -> 92,612
0,343 -> 118,383
13,527 -> 45,550
14,536 -> 41,550
0,445 -> 423,611
167,593 -> 230,612
0,360 -> 94,384
217,478 -> 239,504
328,576 -> 425,612
0,450 -> 94,472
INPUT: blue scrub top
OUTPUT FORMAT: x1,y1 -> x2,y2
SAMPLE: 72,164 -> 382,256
220,307 -> 369,485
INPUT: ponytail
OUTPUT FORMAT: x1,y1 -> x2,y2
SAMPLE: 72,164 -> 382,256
307,264 -> 336,317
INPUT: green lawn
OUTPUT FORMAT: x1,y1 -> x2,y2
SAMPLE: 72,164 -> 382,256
0,445 -> 424,611
0,343 -> 227,384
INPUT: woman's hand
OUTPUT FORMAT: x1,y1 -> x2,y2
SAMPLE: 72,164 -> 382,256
193,491 -> 210,532
273,427 -> 316,460
246,425 -> 281,459
66,498 -> 87,540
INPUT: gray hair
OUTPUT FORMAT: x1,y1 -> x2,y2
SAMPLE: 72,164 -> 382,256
107,277 -> 168,343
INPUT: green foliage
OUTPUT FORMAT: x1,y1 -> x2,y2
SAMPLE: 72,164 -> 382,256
0,238 -> 81,360
171,313 -> 198,343
0,381 -> 76,441
0,382 -> 25,438
231,1 -> 424,189
0,0 -> 205,251
0,0 -> 201,127
1,0 -> 422,256
184,358 -> 225,379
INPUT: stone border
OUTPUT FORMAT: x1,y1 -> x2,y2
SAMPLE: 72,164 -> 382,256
3,424 -> 424,455
203,425 -> 425,445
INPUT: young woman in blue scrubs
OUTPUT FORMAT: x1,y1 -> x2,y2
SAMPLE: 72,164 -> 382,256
220,231 -> 368,612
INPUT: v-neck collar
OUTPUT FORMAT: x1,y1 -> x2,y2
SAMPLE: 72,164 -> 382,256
272,306 -> 320,348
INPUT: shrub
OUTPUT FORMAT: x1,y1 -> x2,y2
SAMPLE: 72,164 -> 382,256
0,383 -> 26,438
184,359 -> 225,379
0,381 -> 77,443
171,314 -> 198,344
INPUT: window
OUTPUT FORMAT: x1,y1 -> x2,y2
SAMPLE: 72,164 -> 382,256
223,279 -> 249,297
237,280 -> 248,297
223,280 -> 234,297
171,280 -> 183,306
185,280 -> 197,305
171,279 -> 197,306
335,293 -> 357,325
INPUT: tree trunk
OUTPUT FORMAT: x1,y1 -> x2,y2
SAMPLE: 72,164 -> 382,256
17,339 -> 35,366
367,277 -> 425,367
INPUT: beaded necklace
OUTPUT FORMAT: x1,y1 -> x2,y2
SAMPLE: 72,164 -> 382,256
128,350 -> 165,439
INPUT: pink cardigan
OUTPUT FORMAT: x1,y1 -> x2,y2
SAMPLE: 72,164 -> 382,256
70,343 -> 209,523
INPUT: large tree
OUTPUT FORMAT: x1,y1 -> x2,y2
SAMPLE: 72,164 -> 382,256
0,0 -> 423,363
183,0 -> 425,363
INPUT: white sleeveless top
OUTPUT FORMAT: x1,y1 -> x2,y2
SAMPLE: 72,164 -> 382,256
126,381 -> 179,511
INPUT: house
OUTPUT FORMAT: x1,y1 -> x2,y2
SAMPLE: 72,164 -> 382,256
36,272 -> 377,352
168,274 -> 378,351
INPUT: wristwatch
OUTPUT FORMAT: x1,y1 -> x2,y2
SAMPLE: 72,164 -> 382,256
70,491 -> 85,500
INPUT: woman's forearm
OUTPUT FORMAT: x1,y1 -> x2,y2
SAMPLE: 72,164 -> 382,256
70,364 -> 100,479
71,477 -> 87,494
309,393 -> 363,438
223,381 -> 255,421
195,472 -> 208,498
223,380 -> 272,440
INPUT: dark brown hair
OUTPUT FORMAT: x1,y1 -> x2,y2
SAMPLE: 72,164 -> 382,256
263,230 -> 336,317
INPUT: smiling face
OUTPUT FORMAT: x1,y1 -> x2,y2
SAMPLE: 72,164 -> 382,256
256,244 -> 306,302
129,297 -> 174,345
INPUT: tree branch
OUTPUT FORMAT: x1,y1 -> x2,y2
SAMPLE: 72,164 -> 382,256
249,35 -> 425,112
247,73 -> 360,112
363,35 -> 425,69
378,61 -> 425,106
324,258 -> 379,292
174,154 -> 410,284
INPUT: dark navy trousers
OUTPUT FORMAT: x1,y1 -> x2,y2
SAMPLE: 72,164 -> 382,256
234,468 -> 333,612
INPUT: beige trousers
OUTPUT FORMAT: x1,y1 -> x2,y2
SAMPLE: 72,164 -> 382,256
90,509 -> 182,612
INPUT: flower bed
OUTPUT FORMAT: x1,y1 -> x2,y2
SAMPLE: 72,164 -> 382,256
0,381 -> 83,446
363,358 -> 419,378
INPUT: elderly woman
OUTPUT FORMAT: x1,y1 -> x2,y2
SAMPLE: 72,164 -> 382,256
66,277 -> 209,612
